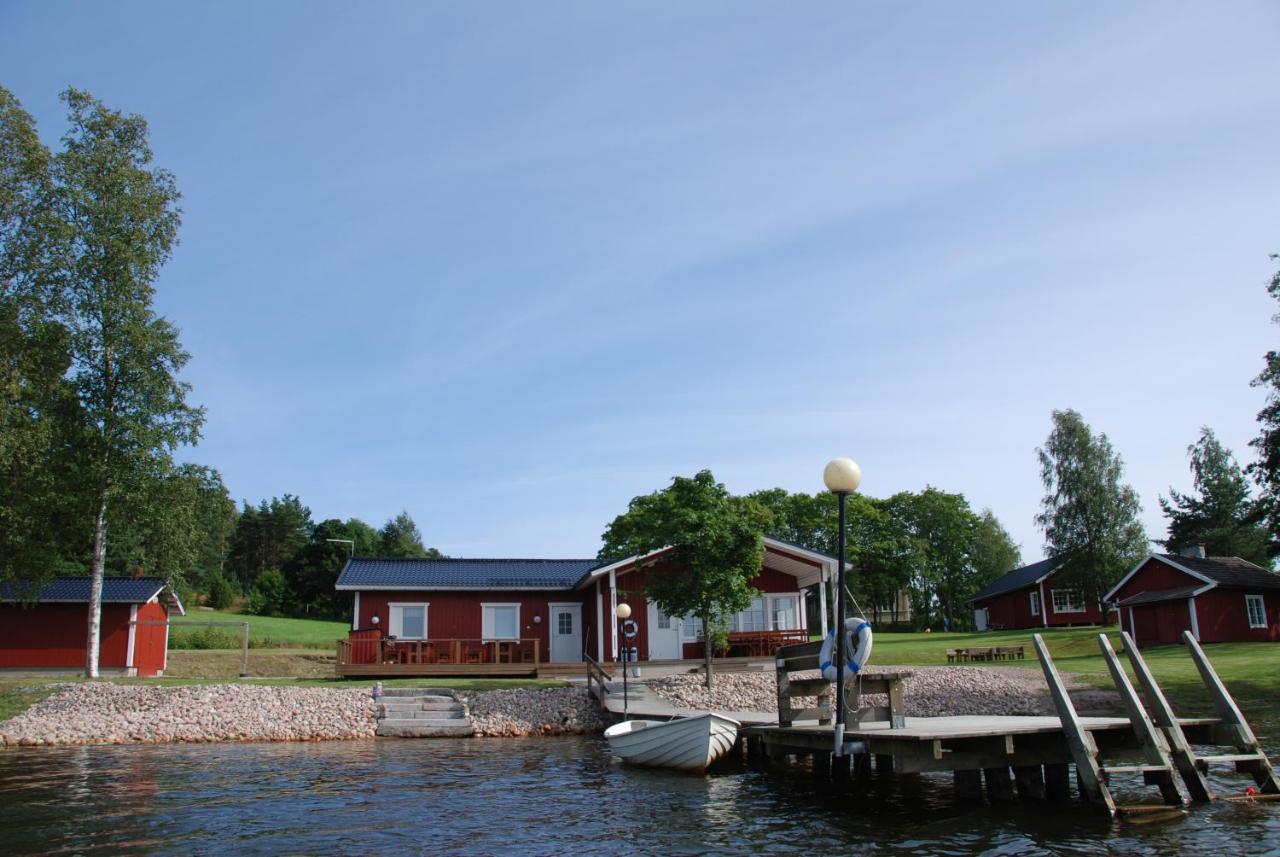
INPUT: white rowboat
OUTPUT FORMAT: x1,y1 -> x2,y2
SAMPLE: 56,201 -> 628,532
603,713 -> 741,772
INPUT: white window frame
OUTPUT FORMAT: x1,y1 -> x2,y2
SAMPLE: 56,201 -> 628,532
734,597 -> 767,632
481,602 -> 521,641
1029,591 -> 1041,617
1245,594 -> 1267,629
388,602 -> 429,639
768,594 -> 800,630
1051,589 -> 1084,614
679,615 -> 701,641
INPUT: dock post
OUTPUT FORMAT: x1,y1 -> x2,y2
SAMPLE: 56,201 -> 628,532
1044,764 -> 1070,801
813,751 -> 832,780
875,753 -> 895,773
1097,634 -> 1184,806
832,753 -> 852,784
984,767 -> 1016,803
1013,765 -> 1046,801
954,769 -> 983,802
854,752 -> 872,785
747,735 -> 764,766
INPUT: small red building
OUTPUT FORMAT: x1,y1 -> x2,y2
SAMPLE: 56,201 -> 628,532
0,577 -> 184,677
1104,553 -> 1280,646
970,557 -> 1109,630
334,537 -> 837,674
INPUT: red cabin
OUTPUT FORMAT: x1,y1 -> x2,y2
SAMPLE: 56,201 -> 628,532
333,537 -> 838,676
1105,552 -> 1280,647
0,577 -> 184,677
970,558 -> 1110,631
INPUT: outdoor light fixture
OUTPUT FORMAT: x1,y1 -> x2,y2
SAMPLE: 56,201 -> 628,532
371,615 -> 380,625
616,603 -> 634,718
824,457 -> 861,756
533,615 -> 542,624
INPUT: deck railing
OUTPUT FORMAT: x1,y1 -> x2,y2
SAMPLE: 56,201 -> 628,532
337,637 -> 542,667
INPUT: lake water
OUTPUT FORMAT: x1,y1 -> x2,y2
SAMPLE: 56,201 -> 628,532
1,736 -> 1278,855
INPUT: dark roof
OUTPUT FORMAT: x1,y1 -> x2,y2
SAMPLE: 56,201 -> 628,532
970,557 -> 1060,603
1156,554 -> 1280,589
1114,586 -> 1201,607
334,558 -> 603,591
0,576 -> 169,604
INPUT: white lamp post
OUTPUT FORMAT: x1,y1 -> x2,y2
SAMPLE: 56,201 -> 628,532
615,603 -> 632,719
824,457 -> 862,756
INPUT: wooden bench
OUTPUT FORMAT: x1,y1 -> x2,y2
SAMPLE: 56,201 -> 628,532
774,640 -> 911,729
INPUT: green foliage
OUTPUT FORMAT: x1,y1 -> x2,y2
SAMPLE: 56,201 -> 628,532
1249,254 -> 1280,559
1162,427 -> 1269,565
245,568 -> 290,617
379,510 -> 441,558
1036,409 -> 1148,605
169,626 -> 240,650
600,470 -> 768,688
283,517 -> 379,619
970,508 -> 1022,589
226,495 -> 313,590
207,572 -> 238,610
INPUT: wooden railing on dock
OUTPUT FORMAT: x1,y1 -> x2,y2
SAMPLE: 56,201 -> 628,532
774,640 -> 832,727
584,654 -> 613,705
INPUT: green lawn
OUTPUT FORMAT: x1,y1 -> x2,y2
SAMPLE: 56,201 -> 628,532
171,611 -> 349,649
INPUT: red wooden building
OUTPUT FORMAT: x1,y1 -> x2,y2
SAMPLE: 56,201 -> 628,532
334,537 -> 837,675
1104,552 -> 1280,646
0,577 -> 184,677
970,557 -> 1109,631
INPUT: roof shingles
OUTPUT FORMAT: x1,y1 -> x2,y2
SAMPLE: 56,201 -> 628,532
335,558 -> 602,590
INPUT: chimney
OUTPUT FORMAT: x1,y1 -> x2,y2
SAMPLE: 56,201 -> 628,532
1178,545 -> 1206,559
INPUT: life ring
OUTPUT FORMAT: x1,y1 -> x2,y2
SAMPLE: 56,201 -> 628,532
621,619 -> 639,640
819,617 -> 873,681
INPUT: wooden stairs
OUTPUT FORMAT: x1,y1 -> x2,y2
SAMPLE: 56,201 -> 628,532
1034,630 -> 1279,817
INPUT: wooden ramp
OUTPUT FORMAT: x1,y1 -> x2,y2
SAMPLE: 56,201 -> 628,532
1034,630 -> 1279,816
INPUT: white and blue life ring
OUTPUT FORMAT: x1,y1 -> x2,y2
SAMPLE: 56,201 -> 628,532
819,617 -> 873,681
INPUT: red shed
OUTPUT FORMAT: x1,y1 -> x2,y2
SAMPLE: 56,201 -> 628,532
1104,552 -> 1280,646
0,577 -> 184,677
970,557 -> 1110,630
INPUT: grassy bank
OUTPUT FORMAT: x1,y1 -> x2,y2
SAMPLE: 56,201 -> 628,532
170,611 -> 348,649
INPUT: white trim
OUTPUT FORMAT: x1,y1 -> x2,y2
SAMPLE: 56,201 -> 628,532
580,537 -> 839,587
1127,608 -> 1136,647
608,569 -> 618,658
388,602 -> 429,639
1104,554 -> 1218,603
547,602 -> 583,662
1050,588 -> 1086,615
352,592 -> 360,631
1029,590 -> 1041,617
1246,594 -> 1267,629
800,590 -> 808,632
162,616 -> 169,673
766,593 -> 801,630
126,604 -> 138,668
818,572 -> 829,636
595,580 -> 604,661
1038,582 -> 1048,627
1188,597 -> 1201,641
481,602 -> 521,641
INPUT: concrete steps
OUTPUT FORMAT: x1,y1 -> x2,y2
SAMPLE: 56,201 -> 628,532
374,690 -> 475,738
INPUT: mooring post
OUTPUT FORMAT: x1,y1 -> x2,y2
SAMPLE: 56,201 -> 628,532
1013,765 -> 1046,801
875,753 -> 895,773
1044,764 -> 1070,801
954,769 -> 984,802
984,767 -> 1016,803
813,751 -> 832,779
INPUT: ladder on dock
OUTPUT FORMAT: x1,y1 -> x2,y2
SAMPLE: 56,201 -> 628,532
1034,630 -> 1279,816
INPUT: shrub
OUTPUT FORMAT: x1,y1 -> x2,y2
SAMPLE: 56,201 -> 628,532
207,573 -> 238,610
245,569 -> 290,617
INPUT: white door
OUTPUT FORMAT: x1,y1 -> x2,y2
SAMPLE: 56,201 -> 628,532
549,604 -> 582,662
973,608 -> 989,632
647,603 -> 681,660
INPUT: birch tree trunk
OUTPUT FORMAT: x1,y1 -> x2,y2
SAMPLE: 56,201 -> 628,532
85,490 -> 107,678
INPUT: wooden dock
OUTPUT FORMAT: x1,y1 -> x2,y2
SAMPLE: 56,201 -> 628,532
738,632 -> 1278,817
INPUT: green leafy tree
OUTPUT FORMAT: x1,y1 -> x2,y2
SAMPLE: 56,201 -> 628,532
285,517 -> 381,618
0,85 -> 80,590
600,470 -> 768,689
206,571 -> 238,610
48,89 -> 203,676
1162,427 -> 1269,565
1036,409 -> 1148,608
379,510 -> 442,558
1249,253 -> 1280,558
226,495 -> 313,589
970,508 -> 1022,589
245,568 -> 290,617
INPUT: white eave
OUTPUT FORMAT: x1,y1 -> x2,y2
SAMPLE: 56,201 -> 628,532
1103,553 -> 1219,603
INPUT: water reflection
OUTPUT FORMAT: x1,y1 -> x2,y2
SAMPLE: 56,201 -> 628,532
0,737 -> 1276,855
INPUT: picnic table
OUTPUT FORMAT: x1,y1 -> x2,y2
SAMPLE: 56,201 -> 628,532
946,645 -> 1024,664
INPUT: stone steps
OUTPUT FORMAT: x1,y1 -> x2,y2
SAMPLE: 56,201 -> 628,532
374,691 -> 474,738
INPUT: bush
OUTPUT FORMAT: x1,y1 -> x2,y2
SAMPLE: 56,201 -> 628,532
169,626 -> 240,650
245,569 -> 290,617
207,573 -> 238,610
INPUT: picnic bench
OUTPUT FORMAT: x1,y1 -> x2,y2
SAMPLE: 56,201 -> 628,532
946,645 -> 1024,663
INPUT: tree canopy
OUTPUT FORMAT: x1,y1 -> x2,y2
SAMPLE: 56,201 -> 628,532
1036,409 -> 1148,605
1162,427 -> 1268,565
600,470 -> 767,688
1249,253 -> 1280,559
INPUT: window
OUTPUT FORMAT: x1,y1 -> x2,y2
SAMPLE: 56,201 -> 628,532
1029,591 -> 1041,617
557,610 -> 573,636
482,603 -> 520,640
656,610 -> 671,630
770,595 -> 799,630
389,603 -> 428,639
1051,589 -> 1085,614
735,598 -> 767,632
1246,594 -> 1267,629
680,616 -> 701,641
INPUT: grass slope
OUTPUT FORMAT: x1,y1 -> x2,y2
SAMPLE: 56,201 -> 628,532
171,611 -> 349,649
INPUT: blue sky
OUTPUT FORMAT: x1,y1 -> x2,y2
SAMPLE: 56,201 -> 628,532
4,2 -> 1279,561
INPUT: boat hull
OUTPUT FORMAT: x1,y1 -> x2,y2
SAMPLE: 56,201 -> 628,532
603,713 -> 740,772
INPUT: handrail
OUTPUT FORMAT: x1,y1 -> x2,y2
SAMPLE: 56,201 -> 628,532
584,653 -> 613,704
337,637 -> 542,666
